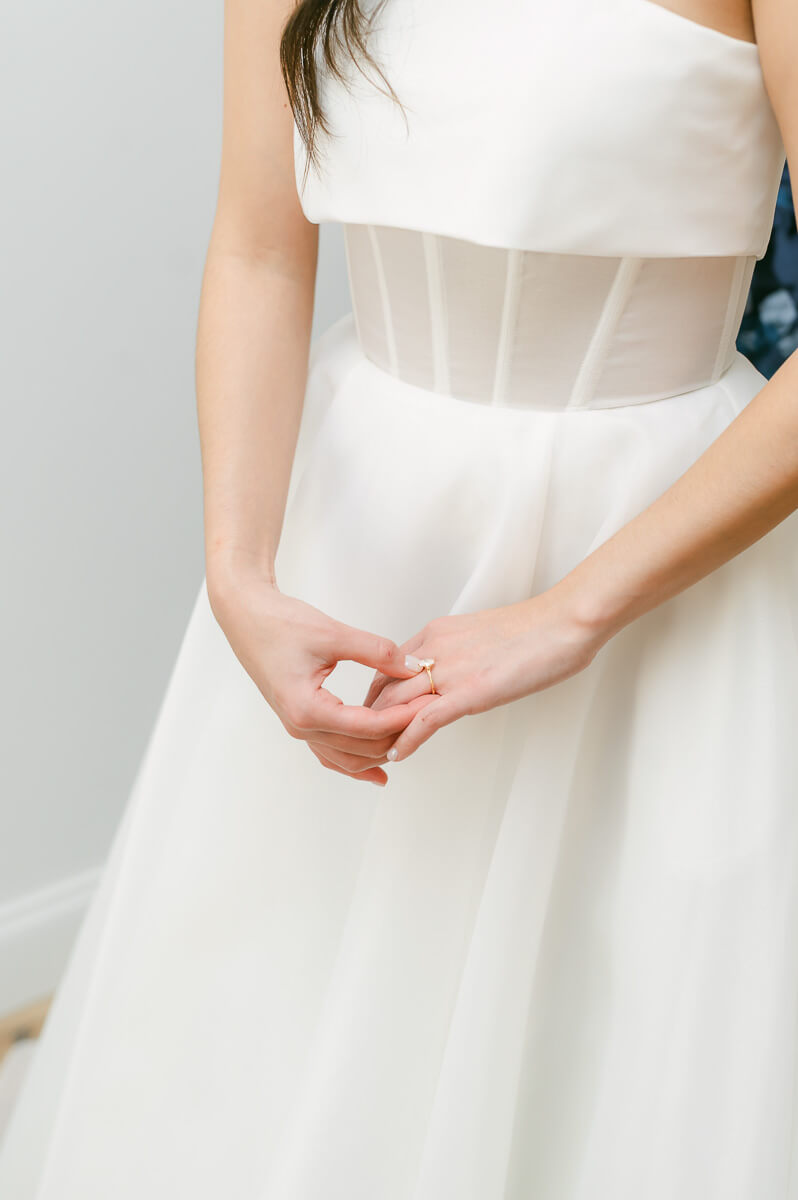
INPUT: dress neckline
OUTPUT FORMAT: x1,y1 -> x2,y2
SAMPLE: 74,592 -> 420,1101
632,0 -> 761,54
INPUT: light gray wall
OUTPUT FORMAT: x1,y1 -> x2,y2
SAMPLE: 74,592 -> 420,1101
0,0 -> 351,1007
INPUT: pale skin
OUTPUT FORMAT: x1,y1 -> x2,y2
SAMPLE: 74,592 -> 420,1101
199,0 -> 798,786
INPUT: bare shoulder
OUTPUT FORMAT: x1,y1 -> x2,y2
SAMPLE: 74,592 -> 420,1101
752,0 -> 798,228
643,0 -> 756,43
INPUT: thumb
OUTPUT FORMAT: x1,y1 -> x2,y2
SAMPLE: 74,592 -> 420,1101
333,624 -> 417,679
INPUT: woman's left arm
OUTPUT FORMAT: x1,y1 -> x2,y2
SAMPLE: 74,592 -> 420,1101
369,0 -> 798,764
560,0 -> 798,628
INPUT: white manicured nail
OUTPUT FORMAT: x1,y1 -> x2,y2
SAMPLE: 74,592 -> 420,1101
404,653 -> 421,672
386,747 -> 399,761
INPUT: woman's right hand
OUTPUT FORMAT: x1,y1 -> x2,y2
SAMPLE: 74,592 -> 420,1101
208,567 -> 427,786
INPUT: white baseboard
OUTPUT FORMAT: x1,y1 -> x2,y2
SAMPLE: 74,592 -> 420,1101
0,869 -> 101,1017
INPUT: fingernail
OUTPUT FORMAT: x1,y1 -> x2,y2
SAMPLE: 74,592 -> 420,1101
372,779 -> 386,787
386,747 -> 399,762
404,654 -> 421,672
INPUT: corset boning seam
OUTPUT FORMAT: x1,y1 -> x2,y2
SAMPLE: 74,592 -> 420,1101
343,223 -> 755,412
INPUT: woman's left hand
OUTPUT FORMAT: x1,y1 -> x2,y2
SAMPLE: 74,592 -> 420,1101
362,589 -> 607,763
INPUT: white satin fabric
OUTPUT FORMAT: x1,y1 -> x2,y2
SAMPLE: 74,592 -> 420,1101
296,0 -> 785,258
3,2 -> 798,1198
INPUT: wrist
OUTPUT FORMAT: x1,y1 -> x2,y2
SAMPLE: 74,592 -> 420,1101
205,543 -> 279,615
548,568 -> 631,651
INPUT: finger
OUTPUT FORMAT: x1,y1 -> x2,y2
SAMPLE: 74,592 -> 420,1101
362,669 -> 391,709
361,627 -> 430,707
298,686 -> 432,739
308,743 -> 388,786
307,739 -> 388,773
385,693 -> 467,762
368,670 -> 435,711
306,691 -> 433,754
333,624 -> 420,679
363,665 -> 431,710
308,732 -> 390,760
305,726 -> 399,758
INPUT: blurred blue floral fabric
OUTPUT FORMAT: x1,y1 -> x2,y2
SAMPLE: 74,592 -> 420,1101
738,163 -> 798,378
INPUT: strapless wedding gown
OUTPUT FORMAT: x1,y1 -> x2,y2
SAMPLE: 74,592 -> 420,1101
2,1 -> 798,1197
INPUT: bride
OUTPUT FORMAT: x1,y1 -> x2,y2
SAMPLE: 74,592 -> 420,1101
2,0 -> 798,1194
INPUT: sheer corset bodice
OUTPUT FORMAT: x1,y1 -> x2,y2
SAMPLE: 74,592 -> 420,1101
344,223 -> 755,410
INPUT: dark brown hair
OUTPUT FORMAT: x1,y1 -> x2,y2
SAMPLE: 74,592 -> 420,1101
279,0 -> 404,185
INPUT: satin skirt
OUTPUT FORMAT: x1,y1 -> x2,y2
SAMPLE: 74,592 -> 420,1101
2,309 -> 798,1200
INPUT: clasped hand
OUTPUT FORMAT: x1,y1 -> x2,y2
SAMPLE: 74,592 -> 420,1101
359,592 -> 602,772
211,572 -> 605,788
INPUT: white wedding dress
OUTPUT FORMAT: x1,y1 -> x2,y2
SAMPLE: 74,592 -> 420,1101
2,1 -> 798,1196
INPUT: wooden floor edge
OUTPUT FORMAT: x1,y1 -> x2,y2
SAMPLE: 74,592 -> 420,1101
0,997 -> 52,1064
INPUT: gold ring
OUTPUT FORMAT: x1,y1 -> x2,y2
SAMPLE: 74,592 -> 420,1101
405,653 -> 437,694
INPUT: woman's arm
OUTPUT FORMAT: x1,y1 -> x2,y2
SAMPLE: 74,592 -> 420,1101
556,0 -> 798,641
560,352 -> 798,640
365,0 -> 798,766
197,0 -> 314,596
197,0 -> 420,784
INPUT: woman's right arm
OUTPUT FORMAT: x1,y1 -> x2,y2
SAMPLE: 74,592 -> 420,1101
196,0 -> 422,785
